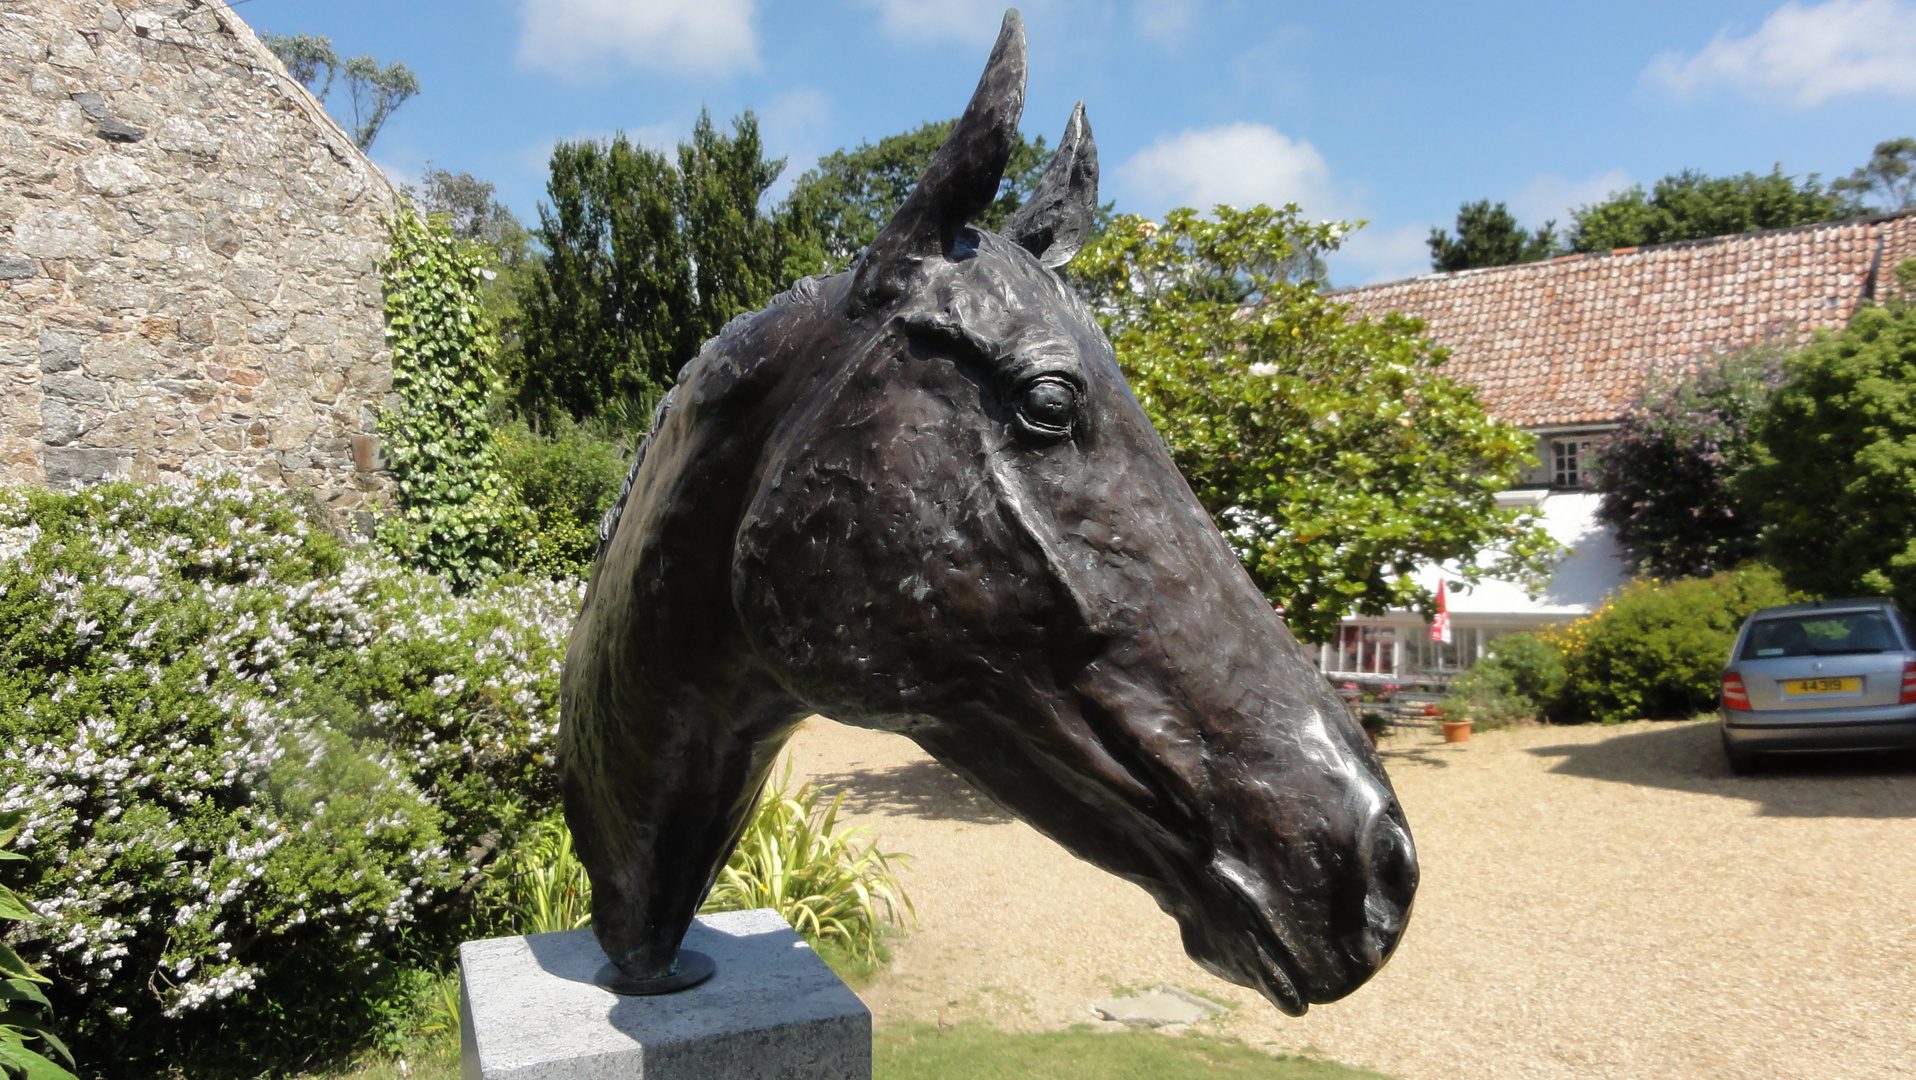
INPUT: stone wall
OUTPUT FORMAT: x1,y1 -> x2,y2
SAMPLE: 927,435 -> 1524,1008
0,0 -> 396,521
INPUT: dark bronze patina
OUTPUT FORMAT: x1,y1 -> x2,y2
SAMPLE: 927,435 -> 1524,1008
559,9 -> 1417,1013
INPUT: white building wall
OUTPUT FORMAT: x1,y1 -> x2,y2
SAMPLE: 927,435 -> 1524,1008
1319,491 -> 1629,682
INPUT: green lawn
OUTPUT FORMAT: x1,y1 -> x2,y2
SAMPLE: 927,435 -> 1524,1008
322,1022 -> 1393,1080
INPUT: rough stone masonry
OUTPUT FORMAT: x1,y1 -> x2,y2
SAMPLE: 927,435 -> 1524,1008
0,0 -> 397,521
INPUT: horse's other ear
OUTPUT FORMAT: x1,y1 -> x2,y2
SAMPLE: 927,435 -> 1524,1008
851,9 -> 1026,311
1003,101 -> 1099,268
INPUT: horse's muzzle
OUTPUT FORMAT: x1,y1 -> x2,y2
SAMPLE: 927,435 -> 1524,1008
1197,794 -> 1418,1016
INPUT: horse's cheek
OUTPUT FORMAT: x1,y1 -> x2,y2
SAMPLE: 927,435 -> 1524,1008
731,451 -> 1034,719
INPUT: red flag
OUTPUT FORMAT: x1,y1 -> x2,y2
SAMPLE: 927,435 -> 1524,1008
1430,580 -> 1453,645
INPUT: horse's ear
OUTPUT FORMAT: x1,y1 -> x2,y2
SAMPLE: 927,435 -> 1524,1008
1003,101 -> 1099,268
851,9 -> 1026,311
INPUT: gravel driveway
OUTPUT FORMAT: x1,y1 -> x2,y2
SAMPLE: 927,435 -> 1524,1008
782,716 -> 1916,1080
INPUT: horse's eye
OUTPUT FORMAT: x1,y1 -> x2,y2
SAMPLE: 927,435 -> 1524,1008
1017,377 -> 1079,437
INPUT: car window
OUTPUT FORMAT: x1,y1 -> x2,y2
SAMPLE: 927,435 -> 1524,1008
1740,611 -> 1903,659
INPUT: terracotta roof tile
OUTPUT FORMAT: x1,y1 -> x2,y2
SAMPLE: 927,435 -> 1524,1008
1336,210 -> 1916,427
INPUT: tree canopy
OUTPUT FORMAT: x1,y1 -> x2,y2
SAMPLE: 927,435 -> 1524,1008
782,118 -> 1052,270
1592,342 -> 1784,579
1833,137 -> 1916,213
1071,206 -> 1560,640
1428,199 -> 1558,272
261,32 -> 418,150
513,110 -> 821,432
1740,260 -> 1916,607
1567,167 -> 1858,252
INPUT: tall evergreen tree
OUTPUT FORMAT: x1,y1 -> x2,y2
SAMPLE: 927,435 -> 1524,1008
515,111 -> 821,432
783,118 -> 1052,269
1427,200 -> 1557,272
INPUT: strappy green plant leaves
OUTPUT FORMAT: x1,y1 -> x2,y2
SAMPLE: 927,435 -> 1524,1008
701,763 -> 913,963
487,816 -> 593,936
0,811 -> 76,1080
486,761 -> 913,964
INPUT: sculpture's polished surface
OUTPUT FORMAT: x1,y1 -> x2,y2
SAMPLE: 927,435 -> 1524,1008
559,9 -> 1417,1014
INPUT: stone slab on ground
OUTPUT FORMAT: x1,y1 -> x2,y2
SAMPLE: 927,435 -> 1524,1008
458,909 -> 870,1080
1090,984 -> 1229,1028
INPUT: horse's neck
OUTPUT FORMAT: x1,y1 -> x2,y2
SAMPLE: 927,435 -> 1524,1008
573,275 -> 845,753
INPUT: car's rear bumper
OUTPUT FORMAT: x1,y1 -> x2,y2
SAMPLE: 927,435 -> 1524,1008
1721,704 -> 1916,752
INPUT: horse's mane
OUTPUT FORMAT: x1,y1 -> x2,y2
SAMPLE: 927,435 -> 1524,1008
591,274 -> 832,565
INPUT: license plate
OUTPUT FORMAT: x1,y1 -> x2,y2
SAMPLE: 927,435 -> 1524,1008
1783,677 -> 1860,695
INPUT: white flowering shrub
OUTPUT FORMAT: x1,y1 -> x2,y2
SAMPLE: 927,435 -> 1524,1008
0,473 -> 579,1072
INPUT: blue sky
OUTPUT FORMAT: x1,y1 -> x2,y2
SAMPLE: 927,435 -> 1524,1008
239,0 -> 1916,284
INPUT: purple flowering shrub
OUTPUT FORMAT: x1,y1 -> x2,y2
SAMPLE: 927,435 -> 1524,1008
1591,341 -> 1786,579
0,471 -> 578,1073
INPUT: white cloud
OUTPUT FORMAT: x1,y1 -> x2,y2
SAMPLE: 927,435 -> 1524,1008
1646,0 -> 1916,107
516,0 -> 758,79
1330,224 -> 1431,287
760,87 -> 832,151
1118,122 -> 1341,217
1508,169 -> 1633,230
374,159 -> 420,192
859,0 -> 1009,42
758,87 -> 833,203
1135,0 -> 1199,41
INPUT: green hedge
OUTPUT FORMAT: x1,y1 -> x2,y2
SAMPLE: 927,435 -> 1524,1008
1547,565 -> 1795,723
0,473 -> 575,1075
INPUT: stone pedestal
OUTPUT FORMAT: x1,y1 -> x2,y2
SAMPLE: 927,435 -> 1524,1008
458,909 -> 871,1080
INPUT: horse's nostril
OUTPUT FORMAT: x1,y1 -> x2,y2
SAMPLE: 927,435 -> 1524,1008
1361,811 -> 1417,941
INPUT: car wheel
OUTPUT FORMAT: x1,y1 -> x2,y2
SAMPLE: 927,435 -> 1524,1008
1722,731 -> 1758,776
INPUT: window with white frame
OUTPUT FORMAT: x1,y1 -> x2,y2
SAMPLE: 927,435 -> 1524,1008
1552,438 -> 1594,488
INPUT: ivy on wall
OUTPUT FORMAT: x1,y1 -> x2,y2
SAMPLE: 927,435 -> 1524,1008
378,208 -> 525,586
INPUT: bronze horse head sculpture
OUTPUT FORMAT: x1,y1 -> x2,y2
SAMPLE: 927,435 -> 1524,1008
559,9 -> 1417,1015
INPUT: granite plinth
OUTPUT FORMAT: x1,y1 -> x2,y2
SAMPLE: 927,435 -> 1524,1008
458,909 -> 870,1080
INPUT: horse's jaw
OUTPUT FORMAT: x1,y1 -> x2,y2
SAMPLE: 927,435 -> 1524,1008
910,675 -> 1417,1016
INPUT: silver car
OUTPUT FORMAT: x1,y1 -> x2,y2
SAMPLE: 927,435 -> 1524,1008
1720,598 -> 1916,773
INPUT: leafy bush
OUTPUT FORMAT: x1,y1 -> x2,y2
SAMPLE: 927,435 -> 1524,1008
1741,261 -> 1916,608
493,417 -> 630,579
1546,566 -> 1796,723
1439,633 -> 1567,730
0,810 -> 75,1080
1592,341 -> 1784,579
0,473 -> 576,1075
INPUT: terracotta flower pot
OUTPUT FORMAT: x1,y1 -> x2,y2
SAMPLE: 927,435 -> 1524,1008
1441,719 -> 1473,743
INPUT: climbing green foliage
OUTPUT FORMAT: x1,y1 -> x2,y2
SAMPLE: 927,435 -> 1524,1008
1071,206 -> 1561,641
378,209 -> 528,588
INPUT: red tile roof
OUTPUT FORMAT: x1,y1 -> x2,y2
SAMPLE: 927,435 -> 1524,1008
1335,210 -> 1916,428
